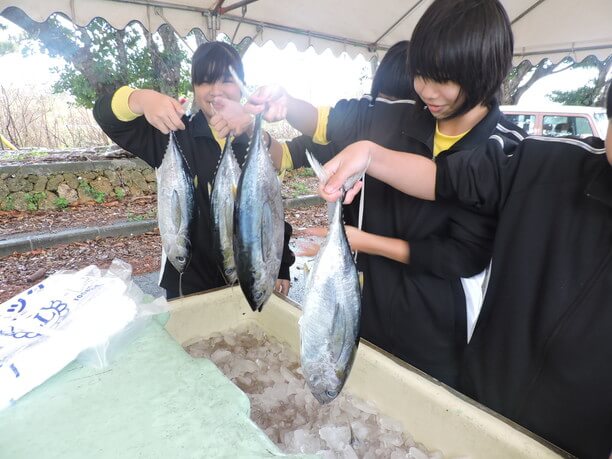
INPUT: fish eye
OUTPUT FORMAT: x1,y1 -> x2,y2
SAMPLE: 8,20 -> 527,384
255,291 -> 264,301
325,389 -> 338,399
176,256 -> 185,262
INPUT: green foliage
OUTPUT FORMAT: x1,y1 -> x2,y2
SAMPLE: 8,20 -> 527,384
114,187 -> 126,200
296,167 -> 315,178
290,182 -> 310,197
548,80 -> 600,106
24,191 -> 47,211
24,16 -> 191,108
78,179 -> 105,203
2,195 -> 14,211
54,196 -> 69,209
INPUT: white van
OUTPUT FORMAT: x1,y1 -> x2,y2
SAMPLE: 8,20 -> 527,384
500,105 -> 608,139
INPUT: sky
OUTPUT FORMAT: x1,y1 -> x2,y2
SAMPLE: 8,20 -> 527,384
0,16 -> 603,107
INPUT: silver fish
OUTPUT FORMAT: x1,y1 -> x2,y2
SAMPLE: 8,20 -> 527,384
233,114 -> 284,311
300,151 -> 361,404
210,138 -> 241,285
156,132 -> 195,276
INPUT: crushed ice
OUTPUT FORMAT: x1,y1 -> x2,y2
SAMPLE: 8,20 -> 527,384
185,327 -> 446,458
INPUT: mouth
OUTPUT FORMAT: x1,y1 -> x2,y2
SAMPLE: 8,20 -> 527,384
427,104 -> 444,114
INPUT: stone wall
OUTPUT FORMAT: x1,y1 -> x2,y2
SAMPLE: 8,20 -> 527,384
0,158 -> 156,211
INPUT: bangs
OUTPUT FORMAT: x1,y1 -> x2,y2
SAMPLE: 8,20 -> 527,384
410,0 -> 513,117
191,42 -> 244,86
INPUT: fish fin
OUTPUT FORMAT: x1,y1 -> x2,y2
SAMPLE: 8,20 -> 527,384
304,149 -> 329,183
207,182 -> 212,197
194,175 -> 199,189
231,184 -> 237,199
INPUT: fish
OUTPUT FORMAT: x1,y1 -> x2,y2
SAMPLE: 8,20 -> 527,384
233,114 -> 284,311
299,150 -> 362,404
210,137 -> 241,285
156,132 -> 195,284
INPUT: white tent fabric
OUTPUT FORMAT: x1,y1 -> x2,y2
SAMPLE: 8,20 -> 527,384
1,0 -> 611,64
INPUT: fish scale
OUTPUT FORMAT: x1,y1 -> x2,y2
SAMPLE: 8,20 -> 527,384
300,151 -> 362,404
233,114 -> 284,311
210,138 -> 241,285
156,132 -> 195,281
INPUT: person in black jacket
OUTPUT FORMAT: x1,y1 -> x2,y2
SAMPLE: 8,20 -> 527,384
319,84 -> 612,459
221,1 -> 525,389
93,42 -> 294,300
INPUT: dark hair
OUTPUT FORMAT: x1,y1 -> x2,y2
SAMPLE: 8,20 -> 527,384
409,0 -> 513,117
191,41 -> 244,86
607,83 -> 612,119
371,40 -> 414,100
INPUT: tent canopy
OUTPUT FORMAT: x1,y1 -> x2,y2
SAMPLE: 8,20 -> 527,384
1,0 -> 611,64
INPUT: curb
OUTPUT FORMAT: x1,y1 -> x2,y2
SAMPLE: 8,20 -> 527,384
0,220 -> 157,258
0,194 -> 324,257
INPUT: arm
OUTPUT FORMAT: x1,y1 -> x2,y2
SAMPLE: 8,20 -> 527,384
209,96 -> 285,170
320,140 -> 436,204
244,86 -> 318,136
93,87 -> 185,168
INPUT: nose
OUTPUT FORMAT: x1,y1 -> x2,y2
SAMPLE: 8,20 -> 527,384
210,81 -> 224,97
418,80 -> 439,102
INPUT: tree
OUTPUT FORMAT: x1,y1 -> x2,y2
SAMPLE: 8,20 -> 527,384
0,7 -> 192,108
502,57 -> 577,105
502,54 -> 612,106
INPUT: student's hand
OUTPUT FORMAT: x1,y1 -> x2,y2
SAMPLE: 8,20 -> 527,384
244,85 -> 289,122
129,89 -> 185,134
275,279 -> 290,296
211,96 -> 254,137
319,141 -> 371,204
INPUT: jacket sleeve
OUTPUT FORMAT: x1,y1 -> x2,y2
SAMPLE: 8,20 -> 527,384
408,141 -> 517,278
435,139 -> 516,214
277,221 -> 296,280
93,90 -> 171,169
286,134 -> 339,169
326,98 -> 373,150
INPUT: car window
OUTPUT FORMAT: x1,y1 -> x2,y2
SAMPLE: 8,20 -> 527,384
504,114 -> 536,135
542,115 -> 593,137
594,113 -> 608,138
573,116 -> 593,137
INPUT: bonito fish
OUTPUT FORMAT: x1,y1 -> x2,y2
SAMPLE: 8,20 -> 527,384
156,132 -> 195,279
233,114 -> 284,311
210,138 -> 241,285
300,151 -> 361,404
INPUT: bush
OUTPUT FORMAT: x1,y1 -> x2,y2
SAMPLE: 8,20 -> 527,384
2,195 -> 14,211
114,187 -> 126,200
54,197 -> 69,209
25,191 -> 47,211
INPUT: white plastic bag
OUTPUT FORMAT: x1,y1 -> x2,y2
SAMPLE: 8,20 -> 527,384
0,259 -> 167,409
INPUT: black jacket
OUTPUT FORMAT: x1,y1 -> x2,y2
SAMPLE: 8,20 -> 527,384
289,96 -> 525,387
437,135 -> 612,459
93,94 -> 294,298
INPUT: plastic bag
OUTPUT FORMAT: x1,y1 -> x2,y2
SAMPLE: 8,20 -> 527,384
0,259 -> 168,409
